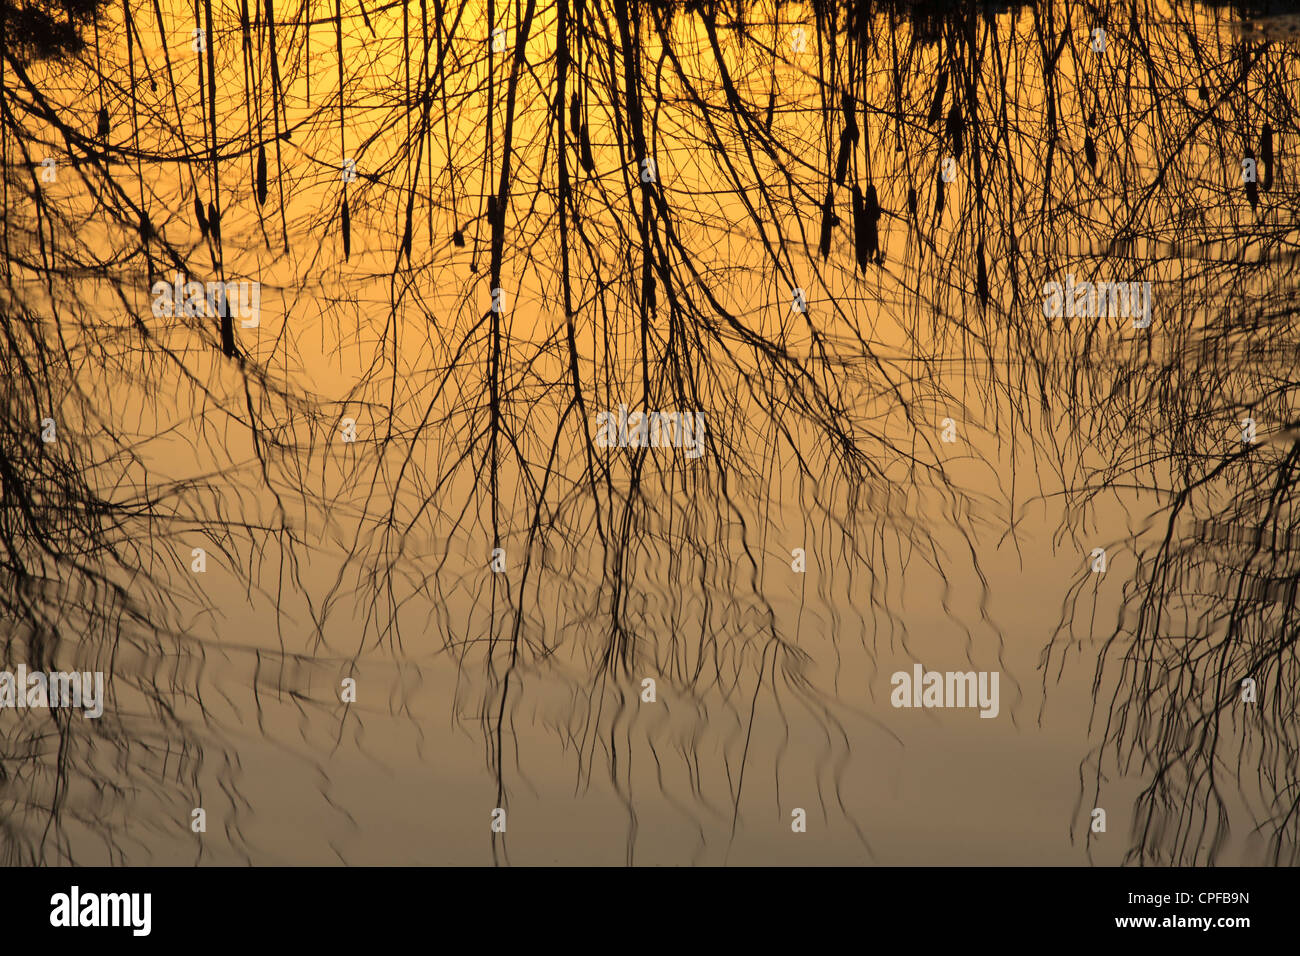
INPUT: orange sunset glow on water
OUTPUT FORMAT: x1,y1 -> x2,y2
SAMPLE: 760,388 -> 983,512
1,0 -> 1298,880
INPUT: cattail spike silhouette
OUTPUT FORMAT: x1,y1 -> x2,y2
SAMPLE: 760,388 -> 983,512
841,91 -> 857,131
1245,147 -> 1259,210
928,68 -> 947,125
907,185 -> 917,219
341,196 -> 351,260
834,129 -> 853,185
1084,134 -> 1096,171
256,144 -> 267,206
1262,124 -> 1274,191
865,182 -> 881,260
208,202 -> 220,243
195,197 -> 209,239
935,172 -> 945,217
452,228 -> 465,247
97,107 -> 109,138
569,93 -> 581,136
976,240 -> 989,305
818,187 -> 835,258
836,91 -> 860,187
947,101 -> 964,158
579,122 -> 594,172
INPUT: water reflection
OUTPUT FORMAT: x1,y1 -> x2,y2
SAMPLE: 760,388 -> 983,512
1,0 -> 1297,865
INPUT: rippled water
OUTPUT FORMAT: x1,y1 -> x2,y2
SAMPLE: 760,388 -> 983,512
1,0 -> 1298,865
